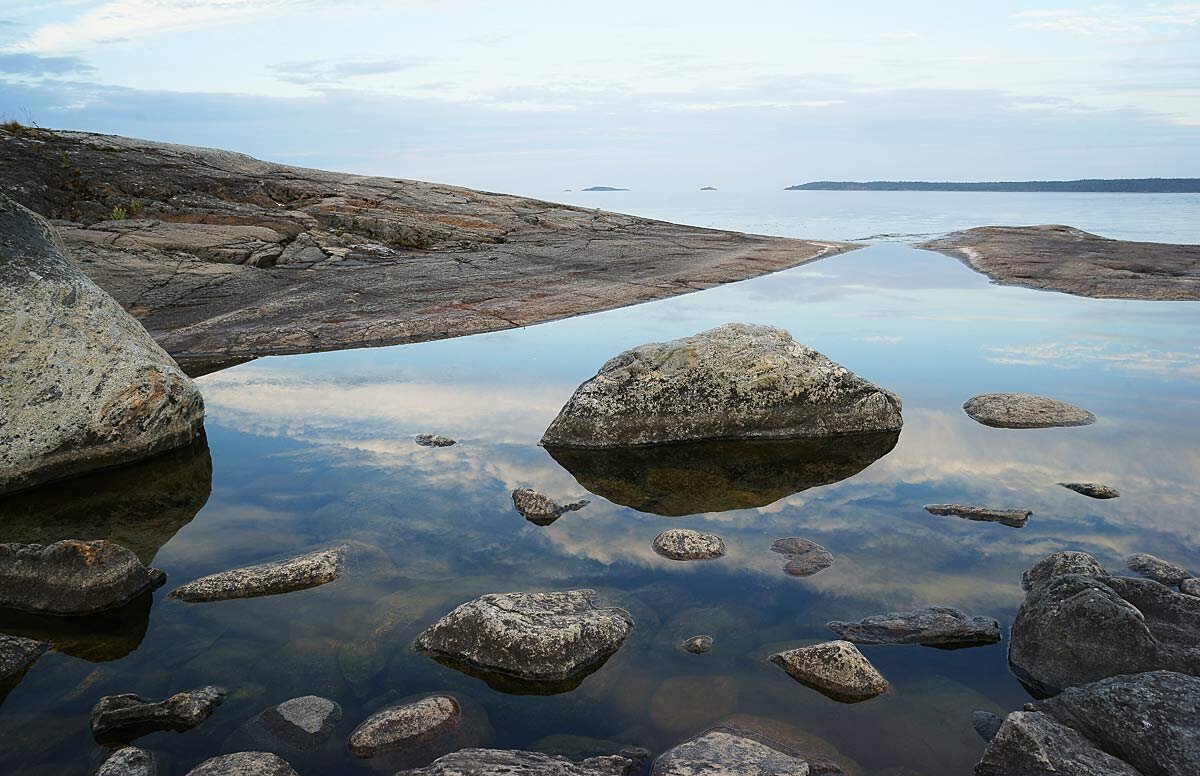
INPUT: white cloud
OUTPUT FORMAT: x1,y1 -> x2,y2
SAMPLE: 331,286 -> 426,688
984,339 -> 1200,379
1013,5 -> 1200,36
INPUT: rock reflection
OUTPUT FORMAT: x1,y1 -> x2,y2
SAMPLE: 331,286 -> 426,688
0,590 -> 155,663
545,431 -> 900,516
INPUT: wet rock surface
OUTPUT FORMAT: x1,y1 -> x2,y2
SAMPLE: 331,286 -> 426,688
971,710 -> 1004,743
510,488 -> 590,526
771,538 -> 834,577
348,695 -> 459,757
919,224 -> 1200,300
0,540 -> 165,615
415,434 -> 456,447
653,529 -> 727,561
97,747 -> 157,776
0,633 -> 50,700
231,695 -> 342,753
769,640 -> 889,702
540,323 -> 903,448
652,726 -> 813,775
975,710 -> 1141,776
1021,551 -> 1108,592
681,635 -> 714,654
1182,578 -> 1200,597
1059,482 -> 1119,499
1126,553 -> 1191,586
415,590 -> 633,690
0,194 -> 205,495
924,504 -> 1031,528
827,606 -> 1001,647
167,546 -> 345,602
962,393 -> 1095,429
91,685 -> 226,742
394,748 -> 643,775
184,752 -> 298,776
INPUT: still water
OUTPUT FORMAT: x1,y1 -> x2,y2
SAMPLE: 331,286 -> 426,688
2,193 -> 1199,775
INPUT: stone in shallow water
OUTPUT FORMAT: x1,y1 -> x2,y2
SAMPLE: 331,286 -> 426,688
415,590 -> 633,691
971,710 -> 1004,743
98,747 -> 156,776
1182,578 -> 1200,597
826,606 -> 1000,648
681,635 -> 713,654
653,529 -> 726,561
1021,551 -> 1108,592
963,393 -> 1095,429
1126,553 -> 1191,586
394,748 -> 643,775
415,434 -> 456,447
0,633 -> 50,692
511,488 -> 589,526
167,546 -> 345,602
91,685 -> 225,742
184,752 -> 298,776
768,640 -> 888,702
0,540 -> 165,615
924,504 -> 1031,528
770,538 -> 833,577
975,711 -> 1141,776
652,727 -> 812,775
1059,482 -> 1119,499
540,323 -> 903,448
255,695 -> 341,751
348,695 -> 459,758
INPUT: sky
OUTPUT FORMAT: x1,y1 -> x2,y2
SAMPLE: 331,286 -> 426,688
1,1 -> 1198,194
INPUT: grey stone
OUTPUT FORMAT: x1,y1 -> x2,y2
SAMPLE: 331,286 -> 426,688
0,633 -> 50,689
972,710 -> 1004,743
0,540 -> 165,614
1059,482 -> 1119,499
0,194 -> 204,495
827,606 -> 1001,647
415,434 -> 456,448
97,747 -> 156,776
924,504 -> 1031,528
1126,553 -> 1190,586
771,538 -> 834,577
768,640 -> 888,702
511,489 -> 589,526
540,323 -> 903,448
257,695 -> 341,751
167,547 -> 345,602
962,393 -> 1095,429
652,727 -> 811,775
415,590 -> 633,689
394,748 -> 642,775
1021,551 -> 1108,592
348,695 -> 459,757
681,635 -> 713,654
91,685 -> 225,742
1182,578 -> 1200,597
184,752 -> 297,776
653,529 -> 726,561
974,711 -> 1141,776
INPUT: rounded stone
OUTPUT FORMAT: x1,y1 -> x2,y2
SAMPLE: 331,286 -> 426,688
1126,553 -> 1190,586
0,539 -> 164,615
184,752 -> 298,776
963,393 -> 1095,429
653,529 -> 726,561
1182,579 -> 1200,597
348,695 -> 459,758
680,635 -> 713,654
768,640 -> 889,702
1021,551 -> 1108,592
770,538 -> 833,576
97,747 -> 156,776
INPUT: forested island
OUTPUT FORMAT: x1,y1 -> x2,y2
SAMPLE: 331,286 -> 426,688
786,178 -> 1200,193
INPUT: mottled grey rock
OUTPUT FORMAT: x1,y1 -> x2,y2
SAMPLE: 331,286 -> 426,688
1059,482 -> 1119,499
652,727 -> 810,775
0,194 -> 204,495
256,695 -> 341,751
681,635 -> 713,654
972,711 -> 1004,743
924,504 -> 1031,528
415,590 -> 633,687
394,748 -> 642,775
1126,553 -> 1190,586
974,711 -> 1141,776
963,393 -> 1095,429
827,606 -> 1000,647
511,489 -> 589,526
184,752 -> 297,776
0,540 -> 165,614
541,324 -> 903,448
1182,578 -> 1200,597
0,634 -> 50,689
415,434 -> 456,448
653,529 -> 726,561
768,640 -> 888,702
348,695 -> 459,757
1021,551 -> 1108,592
97,747 -> 156,776
91,685 -> 225,742
167,547 -> 344,602
770,538 -> 833,576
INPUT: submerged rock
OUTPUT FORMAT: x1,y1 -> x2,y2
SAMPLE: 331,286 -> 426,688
1059,482 -> 1119,499
242,695 -> 342,752
1021,551 -> 1108,592
971,710 -> 1004,743
394,748 -> 643,775
92,685 -> 226,742
827,606 -> 1000,648
653,529 -> 726,561
0,633 -> 50,701
511,488 -> 589,526
768,640 -> 888,702
1126,553 -> 1191,586
415,590 -> 633,691
771,538 -> 834,577
540,323 -> 903,448
167,546 -> 345,602
348,695 -> 460,758
0,194 -> 205,495
184,752 -> 298,776
962,393 -> 1095,429
98,747 -> 157,776
924,504 -> 1031,528
0,540 -> 165,614
415,434 -> 456,448
652,727 -> 812,775
681,635 -> 714,654
975,710 -> 1140,776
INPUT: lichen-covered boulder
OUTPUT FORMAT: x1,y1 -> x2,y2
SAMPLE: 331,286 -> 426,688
0,540 -> 164,614
768,640 -> 888,702
541,324 -> 902,448
394,748 -> 643,775
963,393 -> 1094,429
184,752 -> 297,776
167,547 -> 345,603
974,711 -> 1140,776
0,194 -> 204,495
348,695 -> 459,757
652,727 -> 812,775
652,529 -> 726,561
827,606 -> 1000,647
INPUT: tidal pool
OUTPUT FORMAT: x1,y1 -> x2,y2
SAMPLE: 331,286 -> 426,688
2,216 -> 1199,774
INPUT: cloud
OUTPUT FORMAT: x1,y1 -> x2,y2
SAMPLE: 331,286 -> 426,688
1013,5 -> 1200,36
984,340 -> 1200,379
269,56 -> 428,86
0,52 -> 93,76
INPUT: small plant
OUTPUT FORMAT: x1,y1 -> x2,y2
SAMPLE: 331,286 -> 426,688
1,119 -> 26,136
109,206 -> 127,221
128,200 -> 143,217
59,150 -> 71,169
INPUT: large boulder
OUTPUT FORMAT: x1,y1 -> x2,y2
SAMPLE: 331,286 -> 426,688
652,727 -> 815,775
540,324 -> 902,448
963,393 -> 1094,429
974,711 -> 1140,775
0,540 -> 164,615
0,195 -> 204,495
394,748 -> 643,775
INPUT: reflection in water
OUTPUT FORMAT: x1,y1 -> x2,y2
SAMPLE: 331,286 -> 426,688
419,649 -> 619,696
0,591 -> 155,663
545,431 -> 900,516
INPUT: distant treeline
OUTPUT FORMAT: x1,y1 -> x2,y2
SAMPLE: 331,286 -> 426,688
786,179 -> 1200,193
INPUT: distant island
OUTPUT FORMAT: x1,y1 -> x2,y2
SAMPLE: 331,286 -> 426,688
700,186 -> 718,191
582,186 -> 629,192
786,179 -> 1200,193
